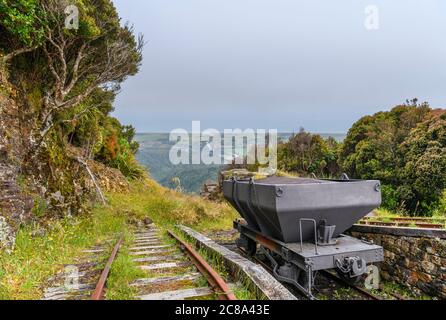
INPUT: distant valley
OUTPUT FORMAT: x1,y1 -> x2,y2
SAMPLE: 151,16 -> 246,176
135,133 -> 346,193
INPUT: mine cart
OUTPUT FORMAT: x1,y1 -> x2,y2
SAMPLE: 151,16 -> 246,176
223,175 -> 384,299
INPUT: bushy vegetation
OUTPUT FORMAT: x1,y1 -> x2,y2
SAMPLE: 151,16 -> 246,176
0,0 -> 144,217
277,100 -> 446,216
339,100 -> 446,215
277,128 -> 341,177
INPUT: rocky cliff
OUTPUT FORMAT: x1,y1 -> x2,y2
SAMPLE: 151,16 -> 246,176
0,73 -> 33,251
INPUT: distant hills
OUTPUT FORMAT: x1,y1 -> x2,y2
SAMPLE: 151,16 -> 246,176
135,133 -> 346,193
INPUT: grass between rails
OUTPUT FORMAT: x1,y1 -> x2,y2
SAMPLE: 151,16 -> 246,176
105,234 -> 146,300
0,178 -> 237,300
372,208 -> 446,228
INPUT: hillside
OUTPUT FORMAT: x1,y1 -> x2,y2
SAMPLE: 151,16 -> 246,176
134,133 -> 222,193
135,132 -> 346,193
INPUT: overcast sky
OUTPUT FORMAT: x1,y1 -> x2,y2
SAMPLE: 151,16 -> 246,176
112,0 -> 446,133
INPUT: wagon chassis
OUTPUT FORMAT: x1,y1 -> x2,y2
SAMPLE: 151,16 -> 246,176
234,220 -> 384,299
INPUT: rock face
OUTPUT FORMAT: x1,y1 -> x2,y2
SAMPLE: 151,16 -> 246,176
0,164 -> 33,251
349,229 -> 446,299
0,81 -> 34,251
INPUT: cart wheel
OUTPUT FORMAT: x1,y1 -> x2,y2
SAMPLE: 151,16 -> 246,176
245,238 -> 257,256
336,269 -> 362,285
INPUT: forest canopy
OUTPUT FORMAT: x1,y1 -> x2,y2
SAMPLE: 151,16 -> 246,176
339,100 -> 446,215
277,100 -> 446,216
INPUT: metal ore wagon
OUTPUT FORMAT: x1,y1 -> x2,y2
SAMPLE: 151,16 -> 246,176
223,175 -> 384,299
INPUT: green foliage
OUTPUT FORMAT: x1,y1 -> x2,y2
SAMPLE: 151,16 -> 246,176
398,114 -> 446,213
1,0 -> 143,177
339,100 -> 446,215
431,192 -> 446,223
277,128 -> 341,177
0,0 -> 45,48
380,185 -> 398,211
91,115 -> 144,179
121,125 -> 140,154
31,196 -> 48,218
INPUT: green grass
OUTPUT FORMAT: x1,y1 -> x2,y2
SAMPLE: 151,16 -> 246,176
106,178 -> 238,232
0,178 -> 238,300
379,281 -> 434,300
0,206 -> 129,300
105,233 -> 146,300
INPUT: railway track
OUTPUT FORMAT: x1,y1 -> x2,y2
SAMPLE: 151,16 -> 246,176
227,242 -> 406,301
91,235 -> 124,300
91,224 -> 236,300
43,241 -> 113,300
359,217 -> 446,229
318,270 -> 382,300
43,224 -> 410,301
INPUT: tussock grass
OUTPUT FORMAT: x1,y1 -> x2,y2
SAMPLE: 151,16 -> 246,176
107,179 -> 238,232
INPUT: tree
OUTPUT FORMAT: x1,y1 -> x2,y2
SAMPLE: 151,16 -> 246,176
277,128 -> 340,177
34,0 -> 143,151
339,100 -> 445,215
0,1 -> 145,216
398,114 -> 446,214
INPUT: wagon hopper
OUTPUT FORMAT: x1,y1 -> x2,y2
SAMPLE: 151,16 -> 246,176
223,175 -> 384,299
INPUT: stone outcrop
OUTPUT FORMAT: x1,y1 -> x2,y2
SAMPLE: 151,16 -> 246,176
0,164 -> 33,251
349,225 -> 446,299
0,79 -> 34,251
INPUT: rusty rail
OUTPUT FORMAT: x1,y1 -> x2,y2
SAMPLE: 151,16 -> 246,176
91,235 -> 124,300
167,230 -> 237,300
319,270 -> 382,300
361,216 -> 446,230
363,216 -> 446,222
